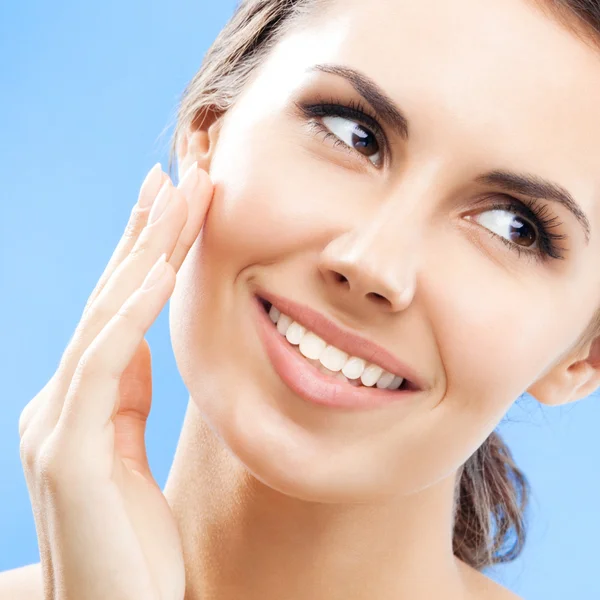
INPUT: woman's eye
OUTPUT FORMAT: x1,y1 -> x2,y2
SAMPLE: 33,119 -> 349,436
471,207 -> 538,251
320,115 -> 382,167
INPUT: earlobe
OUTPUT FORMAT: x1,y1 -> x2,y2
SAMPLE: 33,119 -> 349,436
527,336 -> 600,406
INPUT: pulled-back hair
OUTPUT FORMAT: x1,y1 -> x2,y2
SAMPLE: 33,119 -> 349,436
169,0 -> 600,570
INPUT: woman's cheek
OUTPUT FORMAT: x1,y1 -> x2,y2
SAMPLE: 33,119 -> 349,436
205,119 -> 343,263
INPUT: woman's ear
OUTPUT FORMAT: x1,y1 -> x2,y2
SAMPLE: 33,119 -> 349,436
176,108 -> 223,181
527,335 -> 600,406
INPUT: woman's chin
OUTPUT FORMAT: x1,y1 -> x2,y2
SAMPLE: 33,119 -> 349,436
190,377 -> 395,504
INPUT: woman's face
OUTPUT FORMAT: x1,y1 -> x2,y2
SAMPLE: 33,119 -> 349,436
170,0 -> 600,500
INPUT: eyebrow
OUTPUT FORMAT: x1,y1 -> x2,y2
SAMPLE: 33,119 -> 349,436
476,171 -> 590,244
308,62 -> 592,245
309,63 -> 410,140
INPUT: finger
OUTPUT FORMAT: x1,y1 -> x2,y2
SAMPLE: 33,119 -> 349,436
57,179 -> 184,379
39,163 -> 208,436
114,339 -> 153,477
19,377 -> 58,437
59,162 -> 211,382
59,254 -> 174,432
34,179 -> 185,436
81,163 -> 168,320
168,161 -> 214,269
19,166 -> 169,435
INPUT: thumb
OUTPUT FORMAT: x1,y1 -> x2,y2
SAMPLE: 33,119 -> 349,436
115,338 -> 154,478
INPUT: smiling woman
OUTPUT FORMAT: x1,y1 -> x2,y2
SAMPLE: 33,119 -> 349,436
3,0 -> 600,599
170,0 -> 600,577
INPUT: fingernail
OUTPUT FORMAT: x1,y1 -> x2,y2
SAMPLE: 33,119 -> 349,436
177,161 -> 199,201
142,253 -> 168,291
138,163 -> 163,208
148,180 -> 173,224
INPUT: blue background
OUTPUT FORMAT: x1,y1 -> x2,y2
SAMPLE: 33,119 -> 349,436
1,2 -> 598,598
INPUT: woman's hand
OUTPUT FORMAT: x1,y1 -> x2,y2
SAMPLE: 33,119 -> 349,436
18,161 -> 213,600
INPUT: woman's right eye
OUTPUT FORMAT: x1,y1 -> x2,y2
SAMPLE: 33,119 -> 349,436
295,100 -> 387,168
316,115 -> 383,167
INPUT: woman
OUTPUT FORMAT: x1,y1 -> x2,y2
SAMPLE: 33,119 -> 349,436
2,0 -> 600,598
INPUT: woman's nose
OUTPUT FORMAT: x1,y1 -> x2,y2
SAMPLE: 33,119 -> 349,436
317,225 -> 419,314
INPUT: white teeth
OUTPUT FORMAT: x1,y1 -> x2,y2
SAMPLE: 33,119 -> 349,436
299,332 -> 327,360
286,322 -> 306,345
376,371 -> 396,389
269,305 -> 281,324
319,345 -> 349,372
342,356 -> 366,380
277,313 -> 292,336
388,376 -> 404,390
317,363 -> 338,377
270,307 -> 408,390
361,364 -> 383,387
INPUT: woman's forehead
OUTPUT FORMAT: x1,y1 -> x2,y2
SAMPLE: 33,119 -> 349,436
292,0 -> 600,125
244,0 -> 600,229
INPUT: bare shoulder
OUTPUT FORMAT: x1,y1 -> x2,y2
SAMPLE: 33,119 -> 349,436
478,578 -> 523,600
1,560 -> 523,600
458,560 -> 523,600
0,563 -> 43,599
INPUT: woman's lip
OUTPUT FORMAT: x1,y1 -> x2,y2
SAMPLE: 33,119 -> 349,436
254,288 -> 427,392
253,296 -> 421,410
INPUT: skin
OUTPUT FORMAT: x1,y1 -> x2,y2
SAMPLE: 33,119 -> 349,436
2,0 -> 600,598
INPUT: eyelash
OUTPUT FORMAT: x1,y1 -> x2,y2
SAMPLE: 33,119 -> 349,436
295,97 -> 568,264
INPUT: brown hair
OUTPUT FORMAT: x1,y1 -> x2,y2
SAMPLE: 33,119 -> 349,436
168,0 -> 600,571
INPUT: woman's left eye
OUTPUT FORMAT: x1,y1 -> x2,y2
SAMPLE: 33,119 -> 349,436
318,115 -> 382,167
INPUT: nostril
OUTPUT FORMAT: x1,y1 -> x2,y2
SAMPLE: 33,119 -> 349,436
334,272 -> 349,285
367,292 -> 387,303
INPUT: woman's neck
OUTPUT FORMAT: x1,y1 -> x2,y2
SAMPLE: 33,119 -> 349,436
163,399 -> 470,600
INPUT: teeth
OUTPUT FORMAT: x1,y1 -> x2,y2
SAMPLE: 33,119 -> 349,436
376,371 -> 396,389
286,322 -> 306,345
299,332 -> 327,360
388,376 -> 404,390
317,363 -> 338,377
276,313 -> 292,336
361,364 -> 383,387
269,305 -> 281,324
268,305 -> 409,390
342,357 -> 366,380
319,345 -> 349,372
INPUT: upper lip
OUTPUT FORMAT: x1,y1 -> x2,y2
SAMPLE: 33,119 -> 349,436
256,288 -> 427,391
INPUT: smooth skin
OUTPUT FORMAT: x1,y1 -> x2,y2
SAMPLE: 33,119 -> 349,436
4,0 -> 600,598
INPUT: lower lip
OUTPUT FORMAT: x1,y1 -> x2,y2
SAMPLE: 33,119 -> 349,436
253,296 -> 420,410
